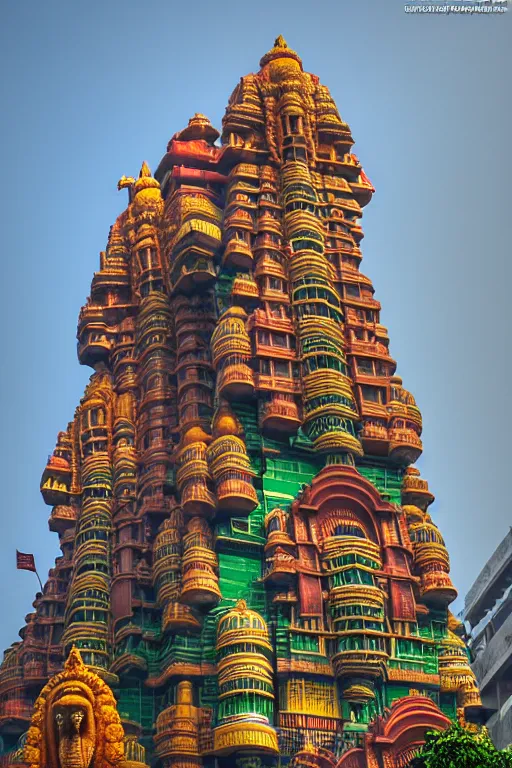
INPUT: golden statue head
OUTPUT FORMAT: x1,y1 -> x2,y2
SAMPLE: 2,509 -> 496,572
24,647 -> 125,768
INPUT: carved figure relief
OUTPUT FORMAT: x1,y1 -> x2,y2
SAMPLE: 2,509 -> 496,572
24,648 -> 125,768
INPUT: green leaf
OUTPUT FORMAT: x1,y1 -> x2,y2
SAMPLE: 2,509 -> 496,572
407,724 -> 512,768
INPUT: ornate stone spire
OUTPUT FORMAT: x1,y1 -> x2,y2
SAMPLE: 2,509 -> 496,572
259,35 -> 303,69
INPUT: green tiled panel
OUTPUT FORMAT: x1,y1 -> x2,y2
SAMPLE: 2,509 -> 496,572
218,550 -> 265,612
358,465 -> 404,504
440,693 -> 458,720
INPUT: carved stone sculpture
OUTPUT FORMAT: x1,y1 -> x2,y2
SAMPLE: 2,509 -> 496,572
24,647 -> 125,768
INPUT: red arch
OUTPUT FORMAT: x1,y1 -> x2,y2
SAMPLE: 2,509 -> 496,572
373,695 -> 450,740
336,747 -> 367,768
294,465 -> 398,547
369,695 -> 451,763
289,698 -> 450,768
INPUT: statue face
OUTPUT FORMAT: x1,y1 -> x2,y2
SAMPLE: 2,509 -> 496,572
70,709 -> 85,731
54,706 -> 86,733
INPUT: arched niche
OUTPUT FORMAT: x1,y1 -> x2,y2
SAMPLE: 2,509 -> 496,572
336,748 -> 367,768
292,464 -> 395,550
316,504 -> 379,547
368,696 -> 450,768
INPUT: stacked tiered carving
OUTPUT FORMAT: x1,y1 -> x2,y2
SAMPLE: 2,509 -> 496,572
61,372 -> 115,675
213,601 -> 278,755
401,468 -> 457,604
211,307 -> 256,401
438,613 -> 482,718
180,518 -> 221,609
154,681 -> 202,768
206,403 -> 258,516
323,523 -> 388,681
0,37 -> 479,768
152,505 -> 202,635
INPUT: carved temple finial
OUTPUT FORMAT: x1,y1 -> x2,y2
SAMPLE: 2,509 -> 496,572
260,35 -> 302,70
138,160 -> 152,178
133,161 -> 161,196
63,645 -> 85,675
235,599 -> 247,612
173,113 -> 220,144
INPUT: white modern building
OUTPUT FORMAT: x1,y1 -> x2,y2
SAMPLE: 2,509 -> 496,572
464,529 -> 512,749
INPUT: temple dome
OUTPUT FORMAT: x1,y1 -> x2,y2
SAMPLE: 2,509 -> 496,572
174,113 -> 220,144
217,600 -> 270,645
259,35 -> 303,70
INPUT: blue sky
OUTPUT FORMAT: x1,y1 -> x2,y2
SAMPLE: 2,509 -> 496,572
0,0 -> 510,651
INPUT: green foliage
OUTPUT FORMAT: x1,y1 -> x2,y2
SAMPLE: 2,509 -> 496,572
409,723 -> 512,768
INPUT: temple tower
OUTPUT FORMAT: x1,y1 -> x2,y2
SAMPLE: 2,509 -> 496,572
0,38 -> 481,768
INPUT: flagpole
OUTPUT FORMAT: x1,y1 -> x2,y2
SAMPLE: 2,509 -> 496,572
34,570 -> 44,593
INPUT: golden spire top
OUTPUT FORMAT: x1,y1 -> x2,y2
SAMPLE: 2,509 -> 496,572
134,160 -> 161,195
139,160 -> 152,178
259,35 -> 303,70
64,645 -> 86,674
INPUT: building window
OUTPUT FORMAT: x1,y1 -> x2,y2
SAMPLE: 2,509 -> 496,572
345,284 -> 360,298
274,360 -> 291,378
268,277 -> 283,291
361,385 -> 385,404
357,359 -> 374,375
232,519 -> 250,534
260,359 -> 271,376
289,115 -> 299,134
272,333 -> 288,348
